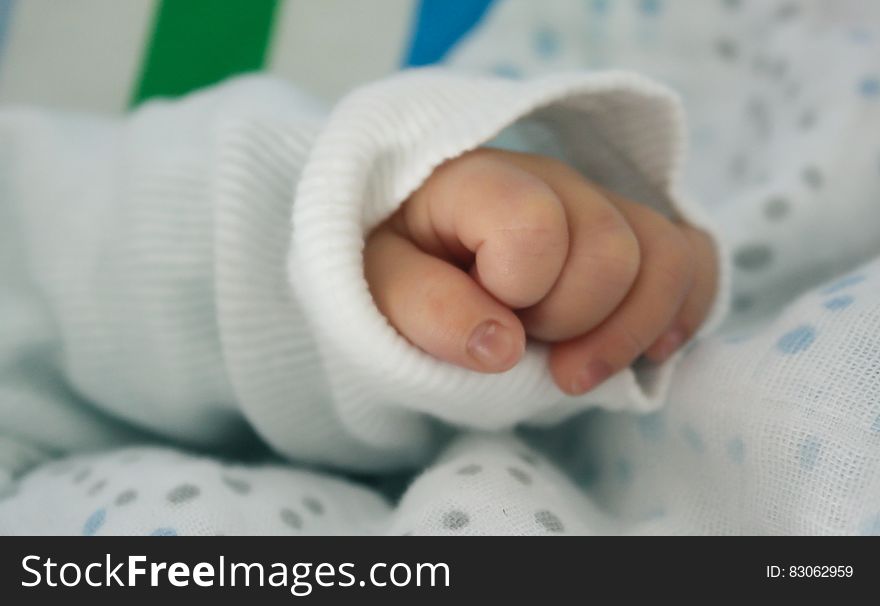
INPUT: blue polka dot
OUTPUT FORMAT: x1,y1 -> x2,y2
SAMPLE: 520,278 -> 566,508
591,0 -> 610,15
871,413 -> 880,433
681,425 -> 705,454
149,527 -> 178,536
615,458 -> 633,484
776,325 -> 816,354
798,436 -> 822,470
491,63 -> 523,79
859,513 -> 880,536
823,295 -> 854,311
822,274 -> 865,294
534,27 -> 560,58
849,27 -> 874,44
639,0 -> 662,16
726,437 -> 746,464
642,507 -> 666,520
83,508 -> 106,536
636,412 -> 665,441
859,76 -> 880,97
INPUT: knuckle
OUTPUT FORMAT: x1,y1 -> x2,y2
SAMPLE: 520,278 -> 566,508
458,156 -> 562,220
580,214 -> 641,289
500,175 -> 563,224
488,177 -> 568,252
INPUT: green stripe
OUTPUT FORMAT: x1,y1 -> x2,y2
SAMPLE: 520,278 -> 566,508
131,0 -> 279,106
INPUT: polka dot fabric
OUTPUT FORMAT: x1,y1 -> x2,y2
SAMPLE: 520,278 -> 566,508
0,447 -> 390,536
447,0 -> 880,327
567,259 -> 880,535
2,254 -> 880,539
7,261 -> 880,540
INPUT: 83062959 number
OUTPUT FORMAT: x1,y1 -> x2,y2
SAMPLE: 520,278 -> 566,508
766,565 -> 854,578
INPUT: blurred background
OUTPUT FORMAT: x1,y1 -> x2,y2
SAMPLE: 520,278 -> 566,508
0,0 -> 495,110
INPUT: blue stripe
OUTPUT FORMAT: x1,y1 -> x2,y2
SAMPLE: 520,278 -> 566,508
403,0 -> 495,66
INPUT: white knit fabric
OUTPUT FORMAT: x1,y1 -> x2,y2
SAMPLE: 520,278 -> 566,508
2,0 -> 880,536
0,69 -> 724,477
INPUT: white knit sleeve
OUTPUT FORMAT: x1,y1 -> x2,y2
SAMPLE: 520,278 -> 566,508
1,70 -> 730,475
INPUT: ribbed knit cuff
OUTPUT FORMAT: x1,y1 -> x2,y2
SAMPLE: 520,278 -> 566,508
211,78 -> 440,470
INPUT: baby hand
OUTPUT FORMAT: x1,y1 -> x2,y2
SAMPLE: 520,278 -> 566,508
364,149 -> 717,395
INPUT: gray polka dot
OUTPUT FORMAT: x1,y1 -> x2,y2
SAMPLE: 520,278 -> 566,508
115,489 -> 137,506
456,464 -> 483,476
87,480 -> 107,496
507,467 -> 533,485
72,468 -> 91,484
716,38 -> 738,61
723,0 -> 741,10
775,3 -> 800,21
733,294 -> 755,313
442,510 -> 470,530
734,244 -> 773,271
803,166 -> 823,189
167,484 -> 200,504
764,196 -> 790,220
303,496 -> 324,515
746,98 -> 771,136
280,508 -> 303,530
798,109 -> 817,130
769,58 -> 788,79
221,476 -> 251,495
535,510 -> 565,533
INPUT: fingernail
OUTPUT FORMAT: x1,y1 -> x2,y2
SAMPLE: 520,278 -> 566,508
571,360 -> 613,394
467,321 -> 516,370
652,328 -> 687,363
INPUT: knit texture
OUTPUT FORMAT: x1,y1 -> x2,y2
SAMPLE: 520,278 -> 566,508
0,69 -> 727,476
